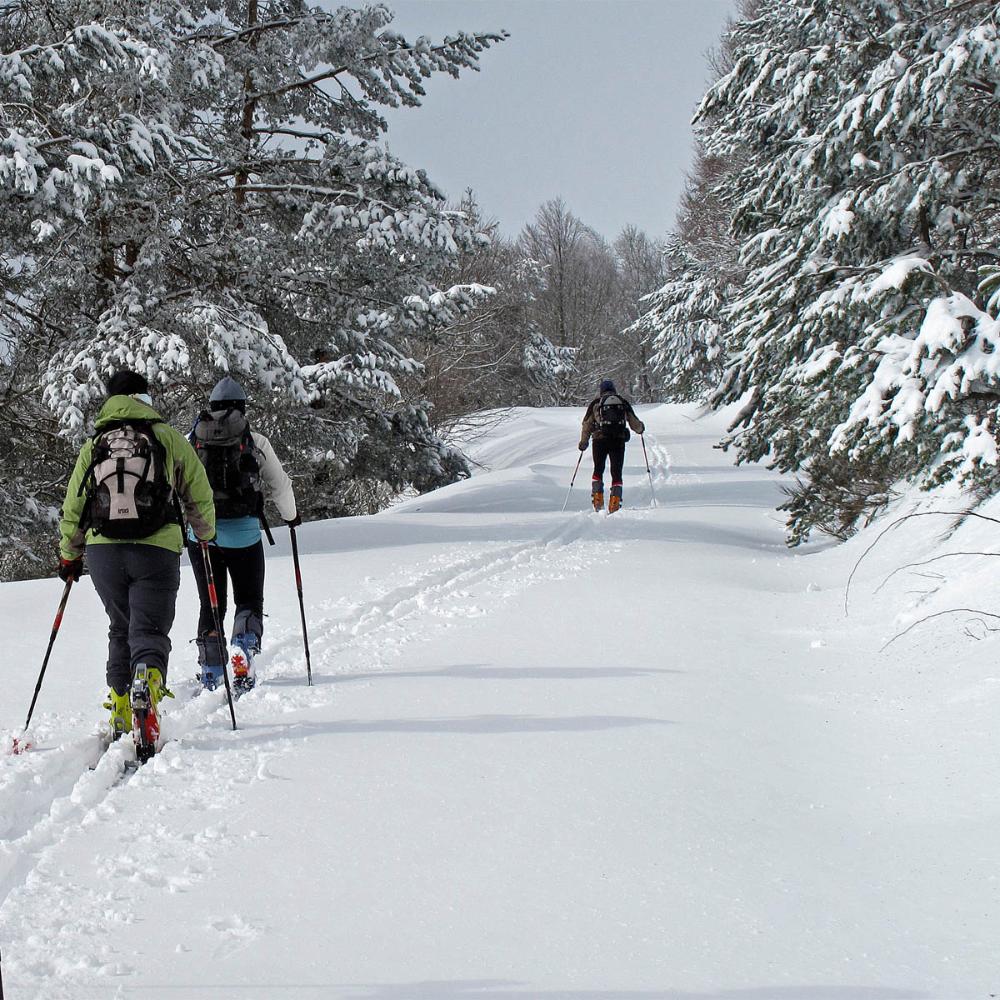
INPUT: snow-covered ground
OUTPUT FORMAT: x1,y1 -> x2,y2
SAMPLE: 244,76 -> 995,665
1,404 -> 997,999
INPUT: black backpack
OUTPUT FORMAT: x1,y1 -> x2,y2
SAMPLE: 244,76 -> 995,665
192,408 -> 262,519
595,394 -> 628,434
80,421 -> 177,539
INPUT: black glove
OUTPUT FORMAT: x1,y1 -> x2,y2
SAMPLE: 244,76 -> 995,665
578,441 -> 588,452
58,556 -> 83,582
286,514 -> 302,528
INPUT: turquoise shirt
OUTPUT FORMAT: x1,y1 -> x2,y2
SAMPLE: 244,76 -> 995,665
188,516 -> 260,550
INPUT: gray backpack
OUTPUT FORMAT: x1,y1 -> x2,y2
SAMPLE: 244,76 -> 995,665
192,408 -> 262,519
80,421 -> 175,539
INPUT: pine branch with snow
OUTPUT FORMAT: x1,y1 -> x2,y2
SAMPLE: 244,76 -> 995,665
683,0 -> 1000,540
0,1 -> 508,567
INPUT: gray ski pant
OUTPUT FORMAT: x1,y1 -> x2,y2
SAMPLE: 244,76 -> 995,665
86,543 -> 181,693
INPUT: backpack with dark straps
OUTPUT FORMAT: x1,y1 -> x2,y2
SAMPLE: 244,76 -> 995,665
192,408 -> 262,519
80,421 -> 176,539
595,394 -> 628,435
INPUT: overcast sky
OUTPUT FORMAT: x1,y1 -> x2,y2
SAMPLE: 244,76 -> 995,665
375,0 -> 738,241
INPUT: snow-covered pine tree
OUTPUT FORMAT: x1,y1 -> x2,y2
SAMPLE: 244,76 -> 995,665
695,0 -> 1000,541
0,9 -> 185,575
0,1 -> 505,567
631,21 -> 744,407
634,141 -> 742,405
634,238 -> 728,404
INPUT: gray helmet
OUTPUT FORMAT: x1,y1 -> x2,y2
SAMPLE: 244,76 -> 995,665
209,376 -> 247,410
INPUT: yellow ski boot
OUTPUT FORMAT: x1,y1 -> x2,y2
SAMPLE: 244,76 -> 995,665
146,666 -> 173,708
103,688 -> 132,741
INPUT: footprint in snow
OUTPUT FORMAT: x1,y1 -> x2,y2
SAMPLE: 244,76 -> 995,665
208,913 -> 262,947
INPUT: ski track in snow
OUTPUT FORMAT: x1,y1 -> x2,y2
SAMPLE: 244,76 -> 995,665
0,496 -> 623,994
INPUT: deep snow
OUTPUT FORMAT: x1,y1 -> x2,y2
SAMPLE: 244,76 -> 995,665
0,404 -> 997,999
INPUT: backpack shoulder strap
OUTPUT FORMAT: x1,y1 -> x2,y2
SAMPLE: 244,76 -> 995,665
77,444 -> 101,498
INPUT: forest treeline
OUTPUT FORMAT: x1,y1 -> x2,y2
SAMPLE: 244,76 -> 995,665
0,1 -> 662,579
4,0 -> 996,578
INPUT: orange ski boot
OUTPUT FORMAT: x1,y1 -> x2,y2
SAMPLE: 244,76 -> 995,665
609,483 -> 622,513
591,479 -> 604,511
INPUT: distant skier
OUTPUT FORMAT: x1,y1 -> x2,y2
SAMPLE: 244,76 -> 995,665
579,379 -> 645,512
187,376 -> 299,694
58,370 -> 216,759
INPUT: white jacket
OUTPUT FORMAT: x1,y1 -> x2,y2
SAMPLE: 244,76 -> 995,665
252,431 -> 297,523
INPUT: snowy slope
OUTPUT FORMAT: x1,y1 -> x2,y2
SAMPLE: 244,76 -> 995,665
0,404 -> 997,999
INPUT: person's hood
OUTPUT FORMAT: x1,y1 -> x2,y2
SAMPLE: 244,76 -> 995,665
94,394 -> 163,429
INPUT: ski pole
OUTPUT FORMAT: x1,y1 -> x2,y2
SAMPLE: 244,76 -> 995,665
13,578 -> 74,752
561,449 -> 586,512
200,541 -> 237,731
640,433 -> 657,508
289,525 -> 313,686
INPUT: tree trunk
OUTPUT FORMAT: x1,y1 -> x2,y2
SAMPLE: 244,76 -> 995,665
235,0 -> 260,209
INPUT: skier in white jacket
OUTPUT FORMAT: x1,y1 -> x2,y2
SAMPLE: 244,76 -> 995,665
187,376 -> 299,692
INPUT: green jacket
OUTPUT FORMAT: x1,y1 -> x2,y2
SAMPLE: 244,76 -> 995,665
59,396 -> 216,560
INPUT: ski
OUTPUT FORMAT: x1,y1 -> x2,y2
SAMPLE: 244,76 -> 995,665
130,664 -> 162,765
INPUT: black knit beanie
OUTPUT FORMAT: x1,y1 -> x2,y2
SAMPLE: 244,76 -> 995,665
106,370 -> 150,397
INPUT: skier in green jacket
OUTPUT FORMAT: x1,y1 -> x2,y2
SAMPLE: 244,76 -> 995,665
58,370 -> 215,758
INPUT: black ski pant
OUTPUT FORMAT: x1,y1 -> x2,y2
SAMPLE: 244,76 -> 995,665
86,543 -> 181,693
188,540 -> 265,643
592,436 -> 626,488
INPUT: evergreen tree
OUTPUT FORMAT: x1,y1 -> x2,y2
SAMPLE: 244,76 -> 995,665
631,28 -> 743,405
0,1 -> 505,571
650,0 -> 1000,541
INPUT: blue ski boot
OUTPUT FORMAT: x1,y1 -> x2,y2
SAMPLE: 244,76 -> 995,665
196,632 -> 227,692
230,632 -> 259,695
